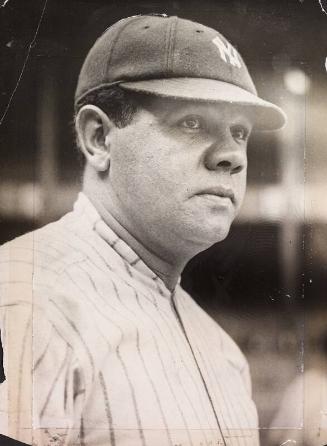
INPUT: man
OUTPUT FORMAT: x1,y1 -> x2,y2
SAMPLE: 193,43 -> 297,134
0,14 -> 286,446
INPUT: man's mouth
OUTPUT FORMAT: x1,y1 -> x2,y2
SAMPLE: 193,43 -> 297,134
196,186 -> 235,204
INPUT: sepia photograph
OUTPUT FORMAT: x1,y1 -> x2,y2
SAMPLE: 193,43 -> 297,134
0,1 -> 326,445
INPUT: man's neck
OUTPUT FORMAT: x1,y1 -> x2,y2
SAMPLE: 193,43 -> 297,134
84,189 -> 184,292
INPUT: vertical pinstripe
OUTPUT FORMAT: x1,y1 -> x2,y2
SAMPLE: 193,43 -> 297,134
16,315 -> 32,439
99,371 -> 116,446
40,345 -> 70,417
135,330 -> 173,446
33,336 -> 51,372
115,345 -> 147,446
80,417 -> 86,446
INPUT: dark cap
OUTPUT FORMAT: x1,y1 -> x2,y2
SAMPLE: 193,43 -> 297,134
75,15 -> 286,130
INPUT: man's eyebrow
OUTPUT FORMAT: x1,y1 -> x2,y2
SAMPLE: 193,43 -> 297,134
148,102 -> 189,123
155,103 -> 207,120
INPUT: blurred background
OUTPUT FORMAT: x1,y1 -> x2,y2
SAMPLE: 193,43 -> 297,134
0,0 -> 326,444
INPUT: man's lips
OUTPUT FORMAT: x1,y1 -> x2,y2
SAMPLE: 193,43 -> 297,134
195,186 -> 235,204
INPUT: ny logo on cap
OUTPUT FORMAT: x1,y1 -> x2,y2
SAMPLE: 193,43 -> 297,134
212,36 -> 242,68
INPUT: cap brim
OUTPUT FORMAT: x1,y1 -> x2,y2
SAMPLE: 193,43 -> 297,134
120,78 -> 286,131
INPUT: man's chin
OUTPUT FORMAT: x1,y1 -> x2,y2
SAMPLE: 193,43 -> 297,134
189,222 -> 232,250
206,228 -> 230,245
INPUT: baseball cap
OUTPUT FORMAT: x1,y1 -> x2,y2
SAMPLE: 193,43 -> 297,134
75,14 -> 286,130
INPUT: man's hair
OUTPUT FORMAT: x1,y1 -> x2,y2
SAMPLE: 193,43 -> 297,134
74,85 -> 140,129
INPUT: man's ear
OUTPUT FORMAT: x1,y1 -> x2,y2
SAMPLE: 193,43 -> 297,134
75,105 -> 114,172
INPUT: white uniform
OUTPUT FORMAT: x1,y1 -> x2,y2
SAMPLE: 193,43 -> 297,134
0,193 -> 259,446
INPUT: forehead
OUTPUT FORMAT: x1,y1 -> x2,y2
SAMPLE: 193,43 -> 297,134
140,95 -> 254,127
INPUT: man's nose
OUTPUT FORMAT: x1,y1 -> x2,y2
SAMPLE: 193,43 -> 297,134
204,139 -> 246,174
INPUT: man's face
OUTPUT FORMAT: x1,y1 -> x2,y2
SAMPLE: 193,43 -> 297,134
106,97 -> 252,260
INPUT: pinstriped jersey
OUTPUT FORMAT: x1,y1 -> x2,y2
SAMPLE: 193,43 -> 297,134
0,193 -> 259,446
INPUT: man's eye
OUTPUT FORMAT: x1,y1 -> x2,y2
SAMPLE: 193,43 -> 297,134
231,125 -> 249,142
179,116 -> 204,131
